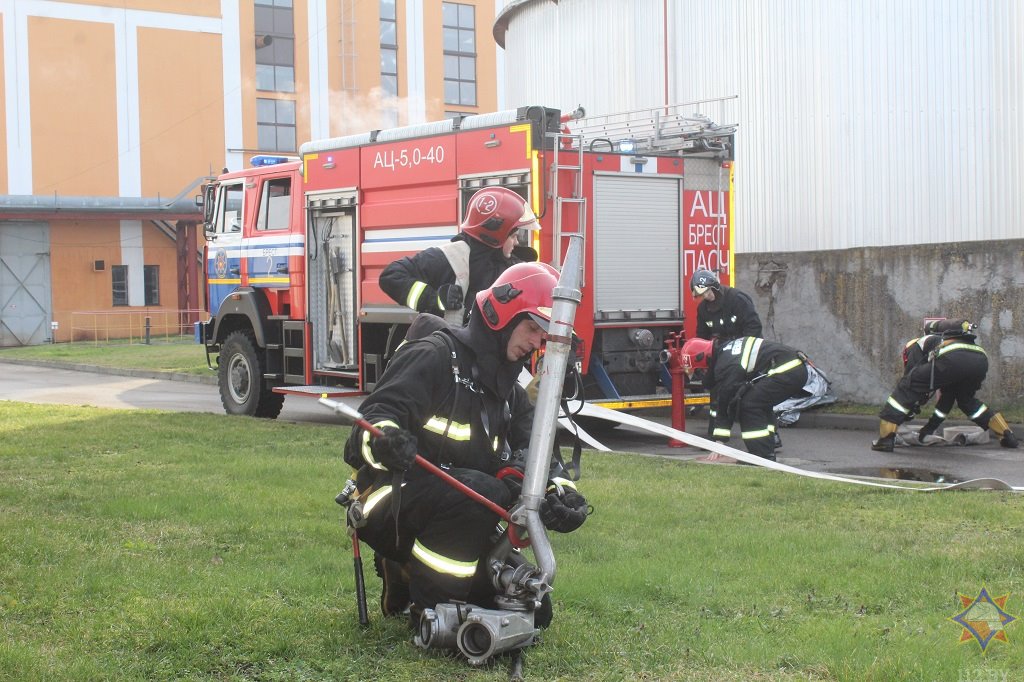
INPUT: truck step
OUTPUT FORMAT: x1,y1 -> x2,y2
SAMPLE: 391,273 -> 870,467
272,384 -> 366,398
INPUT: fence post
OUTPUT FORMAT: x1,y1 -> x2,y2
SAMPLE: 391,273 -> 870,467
144,316 -> 151,345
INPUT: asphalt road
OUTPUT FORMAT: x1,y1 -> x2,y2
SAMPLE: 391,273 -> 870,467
2,360 -> 1022,488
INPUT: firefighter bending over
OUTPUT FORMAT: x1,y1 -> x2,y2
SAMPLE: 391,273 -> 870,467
380,186 -> 539,327
690,269 -> 764,444
344,262 -> 589,627
872,318 -> 1019,452
682,335 -> 808,462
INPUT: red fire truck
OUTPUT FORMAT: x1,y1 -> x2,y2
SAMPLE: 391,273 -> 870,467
198,101 -> 736,418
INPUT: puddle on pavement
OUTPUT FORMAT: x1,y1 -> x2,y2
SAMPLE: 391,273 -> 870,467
833,467 -> 963,484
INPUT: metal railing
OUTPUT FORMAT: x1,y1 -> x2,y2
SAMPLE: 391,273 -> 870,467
69,309 -> 204,344
567,96 -> 739,156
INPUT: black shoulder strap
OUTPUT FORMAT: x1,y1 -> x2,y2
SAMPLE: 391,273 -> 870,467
426,329 -> 464,460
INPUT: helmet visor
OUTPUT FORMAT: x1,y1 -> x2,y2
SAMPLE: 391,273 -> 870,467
528,307 -> 553,332
516,205 -> 540,231
691,284 -> 709,298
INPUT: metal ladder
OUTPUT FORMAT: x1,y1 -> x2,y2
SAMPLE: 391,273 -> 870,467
548,131 -> 586,281
568,96 -> 738,157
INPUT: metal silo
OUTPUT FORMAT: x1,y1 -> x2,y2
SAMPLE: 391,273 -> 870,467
495,0 -> 1024,405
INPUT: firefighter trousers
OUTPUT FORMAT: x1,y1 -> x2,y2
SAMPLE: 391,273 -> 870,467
879,350 -> 991,427
356,467 -> 510,610
737,364 -> 807,459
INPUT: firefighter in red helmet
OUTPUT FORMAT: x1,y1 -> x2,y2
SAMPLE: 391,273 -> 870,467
380,186 -> 540,327
344,262 -> 589,627
683,335 -> 809,462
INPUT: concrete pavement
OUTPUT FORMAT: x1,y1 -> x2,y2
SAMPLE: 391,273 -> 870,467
2,358 -> 1022,487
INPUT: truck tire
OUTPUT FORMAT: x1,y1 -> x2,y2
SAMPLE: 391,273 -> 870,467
218,330 -> 285,418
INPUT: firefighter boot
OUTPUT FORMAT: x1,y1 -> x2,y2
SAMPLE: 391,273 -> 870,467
917,415 -> 944,443
374,553 -> 411,617
988,413 -> 1019,449
871,420 -> 899,452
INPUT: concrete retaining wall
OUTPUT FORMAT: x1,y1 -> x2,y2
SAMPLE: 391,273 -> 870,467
734,239 -> 1024,406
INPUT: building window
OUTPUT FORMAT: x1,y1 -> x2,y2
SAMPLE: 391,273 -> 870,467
380,0 -> 399,127
257,98 -> 296,152
443,2 -> 476,107
255,0 -> 295,93
380,0 -> 398,97
144,265 -> 160,306
112,265 -> 128,307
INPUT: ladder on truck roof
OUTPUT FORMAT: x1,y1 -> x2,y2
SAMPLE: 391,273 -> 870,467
549,128 -> 586,276
566,96 -> 738,157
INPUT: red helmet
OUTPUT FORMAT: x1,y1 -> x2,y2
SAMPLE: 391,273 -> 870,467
681,338 -> 713,370
461,187 -> 539,248
477,262 -> 559,330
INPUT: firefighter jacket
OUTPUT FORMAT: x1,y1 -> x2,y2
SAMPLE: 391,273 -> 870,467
696,286 -> 762,341
901,332 -> 983,374
344,316 -> 533,490
882,332 -> 989,424
379,233 -> 525,325
702,336 -> 804,429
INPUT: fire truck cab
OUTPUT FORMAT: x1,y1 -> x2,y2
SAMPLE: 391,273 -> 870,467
199,102 -> 736,418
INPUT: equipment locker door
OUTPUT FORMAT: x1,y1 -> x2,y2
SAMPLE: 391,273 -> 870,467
0,221 -> 52,346
307,197 -> 357,371
592,174 -> 682,318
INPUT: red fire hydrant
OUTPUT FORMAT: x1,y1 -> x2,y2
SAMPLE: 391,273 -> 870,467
661,332 -> 689,447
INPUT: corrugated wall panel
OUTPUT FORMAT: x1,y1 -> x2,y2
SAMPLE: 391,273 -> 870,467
499,0 -> 1024,253
502,0 -> 664,116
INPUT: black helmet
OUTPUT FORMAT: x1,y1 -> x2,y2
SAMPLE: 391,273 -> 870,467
690,269 -> 722,298
925,318 -> 977,339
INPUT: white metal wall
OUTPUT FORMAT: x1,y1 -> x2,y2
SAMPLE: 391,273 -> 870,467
498,0 -> 1024,253
501,0 -> 665,115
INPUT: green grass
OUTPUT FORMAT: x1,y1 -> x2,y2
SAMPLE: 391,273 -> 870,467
0,339 -> 210,377
1,402 -> 1022,681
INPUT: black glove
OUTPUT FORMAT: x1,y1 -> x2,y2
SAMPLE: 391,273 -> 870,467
917,416 -> 944,443
437,283 -> 464,311
540,490 -> 589,533
369,426 -> 418,472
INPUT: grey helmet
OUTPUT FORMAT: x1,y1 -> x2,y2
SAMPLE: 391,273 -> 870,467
690,269 -> 722,297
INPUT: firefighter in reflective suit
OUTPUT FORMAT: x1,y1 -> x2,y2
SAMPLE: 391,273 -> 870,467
344,262 -> 589,624
872,319 -> 1019,451
380,186 -> 539,327
682,336 -> 808,462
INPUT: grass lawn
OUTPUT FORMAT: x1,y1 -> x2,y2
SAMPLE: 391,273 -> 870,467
0,339 -> 211,377
1,401 -> 1021,681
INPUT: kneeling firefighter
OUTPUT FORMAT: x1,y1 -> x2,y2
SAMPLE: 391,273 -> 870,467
682,335 -> 809,462
873,318 -> 1019,451
342,262 -> 590,636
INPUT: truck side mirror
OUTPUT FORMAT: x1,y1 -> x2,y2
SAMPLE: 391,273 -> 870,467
202,184 -> 217,237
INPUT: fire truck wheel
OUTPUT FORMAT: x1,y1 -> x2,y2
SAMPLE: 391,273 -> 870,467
218,330 -> 285,419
